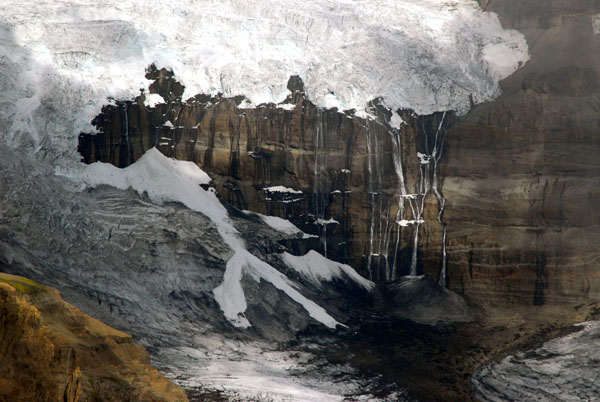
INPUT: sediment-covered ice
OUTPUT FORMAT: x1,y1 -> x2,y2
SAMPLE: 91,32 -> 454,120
473,321 -> 600,402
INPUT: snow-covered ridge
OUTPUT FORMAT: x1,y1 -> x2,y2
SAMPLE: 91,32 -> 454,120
0,0 -> 527,168
283,250 -> 374,291
77,148 -> 342,329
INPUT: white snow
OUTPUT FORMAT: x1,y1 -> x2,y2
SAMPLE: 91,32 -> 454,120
397,219 -> 424,227
263,185 -> 303,194
77,148 -> 340,329
593,14 -> 600,35
143,93 -> 165,107
0,0 -> 528,169
162,120 -> 174,128
316,218 -> 339,225
237,98 -> 255,109
417,152 -> 432,165
390,111 -> 405,130
282,250 -> 374,291
243,210 -> 316,239
482,42 -> 525,79
276,102 -> 297,111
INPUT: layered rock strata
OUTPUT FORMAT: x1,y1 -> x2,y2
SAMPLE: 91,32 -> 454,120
79,0 -> 600,308
441,0 -> 600,305
79,68 -> 455,283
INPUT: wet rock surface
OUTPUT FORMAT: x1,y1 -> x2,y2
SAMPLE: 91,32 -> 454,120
78,69 -> 457,285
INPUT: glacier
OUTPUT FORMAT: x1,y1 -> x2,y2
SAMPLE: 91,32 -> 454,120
0,0 -> 527,169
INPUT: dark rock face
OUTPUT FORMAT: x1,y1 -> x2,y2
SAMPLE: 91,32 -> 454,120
79,69 -> 456,284
443,0 -> 600,305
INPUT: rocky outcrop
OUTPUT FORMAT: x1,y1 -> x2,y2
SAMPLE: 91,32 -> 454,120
0,273 -> 188,402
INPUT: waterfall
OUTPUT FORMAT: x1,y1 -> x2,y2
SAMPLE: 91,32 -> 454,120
313,108 -> 329,257
386,110 -> 450,283
431,112 -> 449,287
389,128 -> 410,281
123,103 -> 131,166
365,120 -> 373,279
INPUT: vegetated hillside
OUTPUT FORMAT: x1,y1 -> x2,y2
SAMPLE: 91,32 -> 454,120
0,273 -> 188,402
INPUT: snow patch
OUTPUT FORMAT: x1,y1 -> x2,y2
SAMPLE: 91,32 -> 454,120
244,210 -> 316,239
593,14 -> 600,35
316,218 -> 339,225
277,102 -> 297,111
237,98 -> 255,109
144,93 -> 165,107
390,111 -> 405,130
397,219 -> 423,227
282,250 -> 374,291
263,185 -> 303,194
482,42 -> 526,79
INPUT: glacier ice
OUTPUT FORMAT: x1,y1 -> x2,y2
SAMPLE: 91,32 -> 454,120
0,0 -> 528,169
78,147 -> 344,329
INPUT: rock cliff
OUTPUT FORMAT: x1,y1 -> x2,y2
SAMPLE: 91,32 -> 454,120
78,0 -> 600,308
442,0 -> 600,305
0,273 -> 188,402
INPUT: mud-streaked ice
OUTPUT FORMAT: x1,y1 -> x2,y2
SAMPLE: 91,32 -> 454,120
473,321 -> 600,401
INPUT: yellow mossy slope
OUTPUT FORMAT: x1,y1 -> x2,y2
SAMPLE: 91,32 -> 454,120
0,273 -> 188,402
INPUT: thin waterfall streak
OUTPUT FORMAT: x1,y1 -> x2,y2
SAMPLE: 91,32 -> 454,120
123,105 -> 130,165
375,128 -> 385,259
431,116 -> 449,287
323,224 -> 327,258
313,108 -> 327,220
392,222 -> 401,279
438,226 -> 448,287
410,223 -> 420,276
366,121 -> 374,279
383,205 -> 395,280
432,111 -> 446,158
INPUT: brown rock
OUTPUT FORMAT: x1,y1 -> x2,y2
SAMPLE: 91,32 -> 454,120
78,0 -> 600,308
0,273 -> 188,402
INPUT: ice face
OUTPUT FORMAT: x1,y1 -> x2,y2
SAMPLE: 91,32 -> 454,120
0,0 -> 528,169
